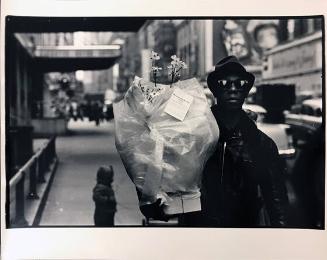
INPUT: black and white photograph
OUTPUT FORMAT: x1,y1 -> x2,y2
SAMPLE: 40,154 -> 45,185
1,0 -> 327,258
4,16 -> 324,230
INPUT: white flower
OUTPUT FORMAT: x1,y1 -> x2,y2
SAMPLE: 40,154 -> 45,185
181,62 -> 188,69
151,50 -> 160,60
171,55 -> 180,62
169,55 -> 187,70
133,76 -> 142,86
171,60 -> 178,66
151,66 -> 162,72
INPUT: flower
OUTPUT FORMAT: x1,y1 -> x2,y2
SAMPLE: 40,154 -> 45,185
133,76 -> 142,86
151,50 -> 160,60
181,62 -> 188,69
167,55 -> 188,87
168,55 -> 187,71
171,55 -> 180,62
151,66 -> 162,73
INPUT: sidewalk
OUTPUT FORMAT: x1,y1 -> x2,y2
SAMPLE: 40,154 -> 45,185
39,119 -> 143,226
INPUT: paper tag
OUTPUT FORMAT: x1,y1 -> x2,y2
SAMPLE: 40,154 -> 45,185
164,88 -> 193,121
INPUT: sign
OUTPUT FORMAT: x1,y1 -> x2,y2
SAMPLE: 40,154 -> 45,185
222,20 -> 249,59
265,37 -> 322,79
164,88 -> 193,121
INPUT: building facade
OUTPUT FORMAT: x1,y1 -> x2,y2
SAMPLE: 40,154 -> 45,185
262,18 -> 323,98
74,32 -> 114,95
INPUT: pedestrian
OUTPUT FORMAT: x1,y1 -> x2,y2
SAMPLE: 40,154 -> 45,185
201,55 -> 289,227
94,101 -> 101,126
86,101 -> 92,121
93,165 -> 117,227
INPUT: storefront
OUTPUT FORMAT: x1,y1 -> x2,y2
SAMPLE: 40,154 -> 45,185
262,31 -> 322,96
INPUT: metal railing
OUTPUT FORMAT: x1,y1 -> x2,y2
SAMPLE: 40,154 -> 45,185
9,136 -> 57,227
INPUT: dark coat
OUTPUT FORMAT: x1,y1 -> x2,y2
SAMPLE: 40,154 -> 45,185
93,183 -> 116,227
201,107 -> 289,227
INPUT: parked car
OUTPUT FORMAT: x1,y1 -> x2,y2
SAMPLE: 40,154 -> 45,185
243,104 -> 296,158
284,98 -> 323,146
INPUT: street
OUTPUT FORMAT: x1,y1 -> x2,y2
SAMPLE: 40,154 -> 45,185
39,119 -> 144,226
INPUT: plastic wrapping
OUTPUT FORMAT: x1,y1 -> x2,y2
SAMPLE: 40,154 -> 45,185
114,78 -> 219,214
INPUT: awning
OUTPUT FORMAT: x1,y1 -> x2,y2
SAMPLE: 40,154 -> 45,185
14,34 -> 124,72
7,16 -> 147,71
6,16 -> 147,33
33,45 -> 122,72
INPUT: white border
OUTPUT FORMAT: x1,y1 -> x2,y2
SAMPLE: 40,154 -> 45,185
1,1 -> 327,260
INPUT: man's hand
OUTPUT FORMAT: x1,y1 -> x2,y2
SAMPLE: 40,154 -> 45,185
140,199 -> 169,222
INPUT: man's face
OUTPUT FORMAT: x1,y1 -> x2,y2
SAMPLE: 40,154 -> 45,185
215,74 -> 249,111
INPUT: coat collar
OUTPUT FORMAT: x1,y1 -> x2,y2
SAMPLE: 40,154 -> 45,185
211,105 -> 259,142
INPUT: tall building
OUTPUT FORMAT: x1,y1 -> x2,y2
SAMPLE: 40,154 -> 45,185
176,20 -> 199,78
176,20 -> 214,81
137,20 -> 156,80
115,32 -> 140,92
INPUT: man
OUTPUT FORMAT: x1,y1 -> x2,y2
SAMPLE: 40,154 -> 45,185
201,56 -> 289,227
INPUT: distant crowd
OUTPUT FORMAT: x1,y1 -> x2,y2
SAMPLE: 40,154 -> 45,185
68,100 -> 114,125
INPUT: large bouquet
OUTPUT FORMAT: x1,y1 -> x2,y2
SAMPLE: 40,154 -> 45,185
113,54 -> 219,215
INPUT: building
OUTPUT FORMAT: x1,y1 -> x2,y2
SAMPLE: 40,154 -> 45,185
74,32 -> 114,95
117,19 -> 217,88
114,18 -> 322,97
176,20 -> 213,80
115,32 -> 140,92
262,18 -> 323,98
135,20 -> 155,80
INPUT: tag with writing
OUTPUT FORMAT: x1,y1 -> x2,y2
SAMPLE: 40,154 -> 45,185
164,88 -> 193,121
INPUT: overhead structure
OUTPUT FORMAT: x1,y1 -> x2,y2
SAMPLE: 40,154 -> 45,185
33,45 -> 122,71
7,16 -> 147,72
6,16 -> 147,33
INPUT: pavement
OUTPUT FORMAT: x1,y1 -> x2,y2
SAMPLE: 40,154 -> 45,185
39,119 -> 144,226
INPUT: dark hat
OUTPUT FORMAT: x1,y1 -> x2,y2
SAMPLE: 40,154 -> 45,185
207,56 -> 255,92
